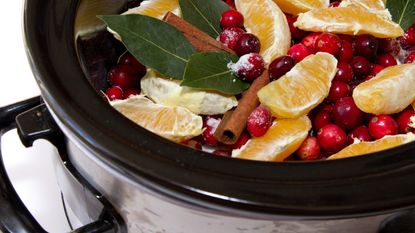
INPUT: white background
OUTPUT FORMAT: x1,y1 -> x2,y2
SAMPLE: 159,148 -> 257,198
0,1 -> 71,232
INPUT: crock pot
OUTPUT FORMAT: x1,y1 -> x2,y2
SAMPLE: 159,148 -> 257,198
1,0 -> 415,232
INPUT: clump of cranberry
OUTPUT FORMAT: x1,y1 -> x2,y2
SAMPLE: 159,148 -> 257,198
247,106 -> 272,137
229,53 -> 265,82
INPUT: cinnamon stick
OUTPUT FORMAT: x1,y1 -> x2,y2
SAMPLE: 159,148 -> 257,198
214,70 -> 270,144
163,12 -> 235,54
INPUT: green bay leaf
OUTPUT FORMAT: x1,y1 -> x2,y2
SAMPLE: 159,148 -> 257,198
181,52 -> 250,95
386,0 -> 415,30
99,14 -> 196,80
179,0 -> 230,38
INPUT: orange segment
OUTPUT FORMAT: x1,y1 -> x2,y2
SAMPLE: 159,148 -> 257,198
232,116 -> 311,161
258,52 -> 337,118
235,0 -> 291,63
328,133 -> 415,160
294,5 -> 404,38
122,0 -> 180,19
272,0 -> 329,15
111,95 -> 203,142
339,0 -> 391,19
353,64 -> 415,115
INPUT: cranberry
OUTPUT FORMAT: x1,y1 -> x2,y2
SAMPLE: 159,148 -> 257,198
247,106 -> 272,137
349,80 -> 362,94
124,88 -> 140,98
368,115 -> 399,139
301,32 -> 321,52
182,140 -> 203,150
338,35 -> 354,43
312,110 -> 333,131
354,34 -> 379,59
223,0 -> 236,9
296,136 -> 321,161
364,75 -> 375,81
220,10 -> 244,29
202,116 -> 221,146
396,109 -> 415,133
371,64 -> 384,76
376,54 -> 397,67
212,149 -> 231,157
315,33 -> 341,55
337,40 -> 354,63
378,38 -> 400,55
230,53 -> 265,82
106,86 -> 124,101
327,81 -> 350,103
219,27 -> 245,50
230,131 -> 250,149
268,55 -> 296,81
234,33 -> 261,56
288,43 -> 313,63
317,124 -> 348,154
350,56 -> 372,78
119,53 -> 147,77
333,97 -> 364,130
329,1 -> 341,7
107,64 -> 138,90
399,24 -> 415,49
347,125 -> 372,144
317,103 -> 334,113
334,62 -> 353,83
404,50 -> 415,64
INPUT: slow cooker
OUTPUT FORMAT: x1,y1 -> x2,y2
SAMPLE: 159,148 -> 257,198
1,0 -> 415,232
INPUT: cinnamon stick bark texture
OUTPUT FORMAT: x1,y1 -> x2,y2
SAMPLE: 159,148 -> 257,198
214,70 -> 270,144
163,12 -> 235,54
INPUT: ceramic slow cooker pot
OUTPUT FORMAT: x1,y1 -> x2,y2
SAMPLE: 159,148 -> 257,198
1,0 -> 415,232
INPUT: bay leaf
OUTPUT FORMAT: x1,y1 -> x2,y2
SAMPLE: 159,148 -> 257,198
179,0 -> 230,38
99,14 -> 196,80
181,52 -> 250,95
386,0 -> 415,30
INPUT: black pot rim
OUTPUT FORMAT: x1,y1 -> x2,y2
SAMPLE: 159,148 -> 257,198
23,0 -> 415,219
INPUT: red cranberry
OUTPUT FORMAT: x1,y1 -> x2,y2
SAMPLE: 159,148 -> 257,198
301,32 -> 321,52
247,106 -> 272,137
334,62 -> 353,82
182,140 -> 203,150
354,34 -> 379,59
396,109 -> 415,133
118,53 -> 147,77
329,1 -> 341,7
223,0 -> 236,9
268,55 -> 296,81
220,10 -> 244,29
327,81 -> 350,103
347,125 -> 372,144
202,116 -> 221,146
315,33 -> 341,55
376,54 -> 397,67
368,115 -> 399,139
230,131 -> 250,149
312,110 -> 333,131
338,35 -> 354,43
296,136 -> 321,161
399,24 -> 415,49
230,53 -> 265,82
371,64 -> 384,76
337,40 -> 354,63
317,124 -> 348,154
106,86 -> 124,101
364,75 -> 375,81
124,88 -> 140,98
404,50 -> 415,64
350,56 -> 372,78
219,27 -> 245,50
349,80 -> 362,94
107,64 -> 138,90
333,97 -> 364,130
288,43 -> 313,63
317,103 -> 334,113
378,38 -> 400,55
212,149 -> 232,157
234,33 -> 261,56
285,14 -> 306,39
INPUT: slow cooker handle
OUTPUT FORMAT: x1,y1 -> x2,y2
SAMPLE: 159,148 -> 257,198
0,97 -> 120,233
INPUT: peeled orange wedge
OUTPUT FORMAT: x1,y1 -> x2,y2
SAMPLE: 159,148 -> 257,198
294,5 -> 404,38
353,64 -> 415,115
339,0 -> 391,19
235,0 -> 291,63
258,52 -> 337,118
272,0 -> 329,15
122,0 -> 181,19
232,116 -> 311,161
327,133 -> 415,160
111,95 -> 202,142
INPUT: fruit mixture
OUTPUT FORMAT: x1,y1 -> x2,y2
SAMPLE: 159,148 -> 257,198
100,0 -> 415,162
